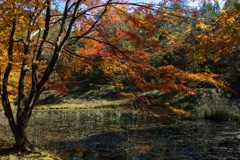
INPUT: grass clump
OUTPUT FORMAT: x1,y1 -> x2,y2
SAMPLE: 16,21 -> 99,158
194,88 -> 240,121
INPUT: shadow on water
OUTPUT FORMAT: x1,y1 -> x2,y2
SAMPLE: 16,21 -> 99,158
1,109 -> 240,159
45,123 -> 240,160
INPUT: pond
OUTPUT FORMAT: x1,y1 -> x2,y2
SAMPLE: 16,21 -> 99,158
0,108 -> 240,160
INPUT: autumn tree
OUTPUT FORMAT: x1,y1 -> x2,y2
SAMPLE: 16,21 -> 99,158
192,0 -> 240,92
0,0 -> 229,153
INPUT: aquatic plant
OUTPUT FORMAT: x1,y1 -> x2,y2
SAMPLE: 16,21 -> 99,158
195,88 -> 239,121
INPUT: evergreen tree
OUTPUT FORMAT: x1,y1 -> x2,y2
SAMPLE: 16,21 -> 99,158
224,0 -> 240,10
200,0 -> 216,23
213,0 -> 220,14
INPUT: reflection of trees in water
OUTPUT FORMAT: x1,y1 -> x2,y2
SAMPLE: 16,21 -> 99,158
27,109 -> 142,145
28,110 -> 240,159
1,110 -> 240,159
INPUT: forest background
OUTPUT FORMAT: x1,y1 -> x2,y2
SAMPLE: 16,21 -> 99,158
36,0 -> 240,119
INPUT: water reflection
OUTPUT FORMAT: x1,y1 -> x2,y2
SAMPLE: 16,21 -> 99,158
0,109 -> 240,159
28,109 -> 144,144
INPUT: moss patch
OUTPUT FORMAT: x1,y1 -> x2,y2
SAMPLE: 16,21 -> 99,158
0,148 -> 62,160
36,99 -> 130,110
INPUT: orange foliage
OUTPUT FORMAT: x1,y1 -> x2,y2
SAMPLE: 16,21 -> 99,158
167,106 -> 191,116
0,0 -> 231,107
196,9 -> 240,62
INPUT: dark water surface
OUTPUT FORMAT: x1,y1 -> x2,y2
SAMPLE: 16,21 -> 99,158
0,109 -> 239,160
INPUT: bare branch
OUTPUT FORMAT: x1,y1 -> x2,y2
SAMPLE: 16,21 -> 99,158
66,0 -> 112,47
28,0 -> 52,110
1,19 -> 17,129
63,48 -> 89,60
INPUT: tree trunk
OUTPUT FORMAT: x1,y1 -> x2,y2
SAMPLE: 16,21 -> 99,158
12,125 -> 34,152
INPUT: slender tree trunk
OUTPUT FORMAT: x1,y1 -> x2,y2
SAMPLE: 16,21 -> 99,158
12,125 -> 34,152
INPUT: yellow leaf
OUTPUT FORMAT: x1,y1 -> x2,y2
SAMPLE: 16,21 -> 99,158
227,17 -> 235,24
196,22 -> 208,30
186,26 -> 192,33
